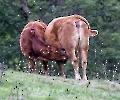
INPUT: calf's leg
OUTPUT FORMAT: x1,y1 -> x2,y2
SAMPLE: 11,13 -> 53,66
27,59 -> 35,72
56,61 -> 66,78
41,60 -> 49,75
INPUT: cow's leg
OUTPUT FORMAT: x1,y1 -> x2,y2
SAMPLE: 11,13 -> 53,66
56,61 -> 66,78
81,50 -> 88,80
66,48 -> 81,80
41,60 -> 49,75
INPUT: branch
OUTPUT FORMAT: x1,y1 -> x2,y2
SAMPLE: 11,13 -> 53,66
12,0 -> 29,20
12,2 -> 22,8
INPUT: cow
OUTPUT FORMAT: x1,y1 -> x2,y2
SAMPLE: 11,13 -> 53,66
44,14 -> 98,80
19,20 -> 67,76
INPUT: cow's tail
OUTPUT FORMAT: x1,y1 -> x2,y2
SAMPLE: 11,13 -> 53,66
75,20 -> 81,60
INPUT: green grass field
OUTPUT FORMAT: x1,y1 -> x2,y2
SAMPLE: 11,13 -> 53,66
0,70 -> 120,100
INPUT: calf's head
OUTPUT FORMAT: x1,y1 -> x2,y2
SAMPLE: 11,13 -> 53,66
40,45 -> 67,60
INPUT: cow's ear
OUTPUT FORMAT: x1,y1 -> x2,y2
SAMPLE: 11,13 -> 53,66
89,30 -> 98,37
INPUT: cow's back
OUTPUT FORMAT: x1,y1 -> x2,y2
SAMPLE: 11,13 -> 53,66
44,16 -> 71,48
20,27 -> 32,56
20,21 -> 47,58
44,14 -> 90,48
44,17 -> 66,48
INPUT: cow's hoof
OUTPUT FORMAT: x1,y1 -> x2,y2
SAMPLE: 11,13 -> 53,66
75,76 -> 81,80
82,76 -> 88,81
62,75 -> 66,78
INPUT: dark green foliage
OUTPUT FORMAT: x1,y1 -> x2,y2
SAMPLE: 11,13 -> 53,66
0,0 -> 119,80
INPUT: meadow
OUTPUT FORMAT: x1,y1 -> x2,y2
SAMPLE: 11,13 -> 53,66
0,70 -> 120,100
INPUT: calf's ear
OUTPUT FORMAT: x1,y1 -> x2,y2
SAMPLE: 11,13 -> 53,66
89,29 -> 98,37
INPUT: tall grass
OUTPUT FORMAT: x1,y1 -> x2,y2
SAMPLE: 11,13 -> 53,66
0,70 -> 120,100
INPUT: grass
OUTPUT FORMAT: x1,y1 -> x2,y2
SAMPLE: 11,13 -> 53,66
0,70 -> 120,100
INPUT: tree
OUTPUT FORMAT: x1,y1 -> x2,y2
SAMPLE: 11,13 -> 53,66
0,0 -> 119,80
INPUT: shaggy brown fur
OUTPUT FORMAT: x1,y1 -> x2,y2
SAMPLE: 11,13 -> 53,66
20,20 -> 67,74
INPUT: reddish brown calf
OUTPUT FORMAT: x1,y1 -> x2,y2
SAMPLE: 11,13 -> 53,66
20,20 -> 67,74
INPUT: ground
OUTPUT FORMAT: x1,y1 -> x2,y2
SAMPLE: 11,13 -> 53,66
0,70 -> 120,100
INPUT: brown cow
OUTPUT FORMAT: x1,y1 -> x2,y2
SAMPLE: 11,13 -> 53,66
44,14 -> 98,80
20,20 -> 67,75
